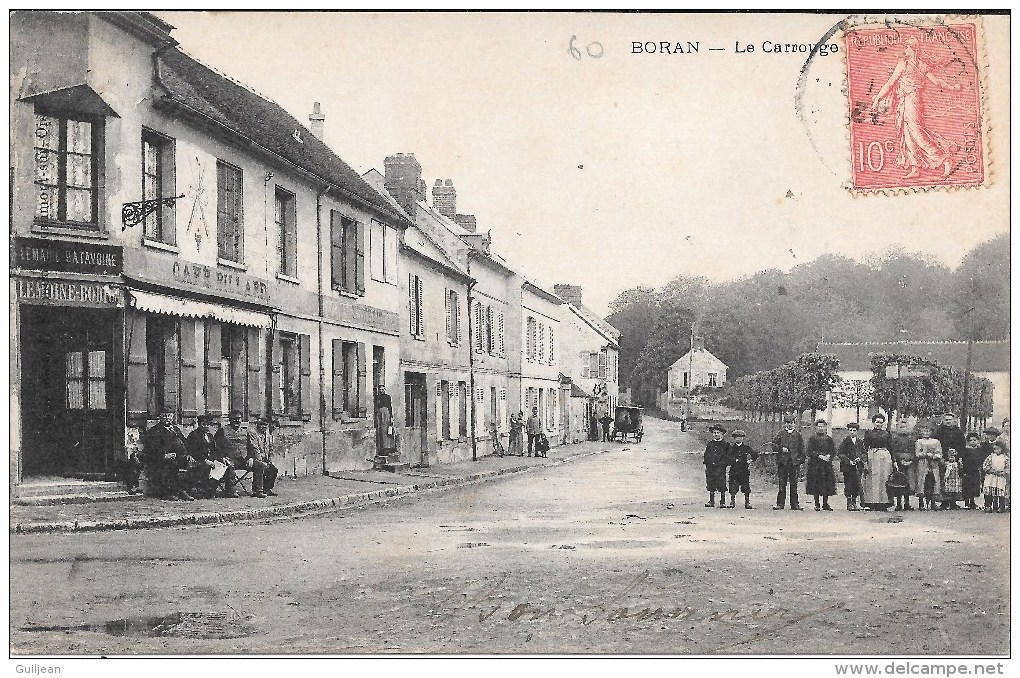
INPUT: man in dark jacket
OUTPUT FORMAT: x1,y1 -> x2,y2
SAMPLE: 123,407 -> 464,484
703,424 -> 730,508
186,414 -> 240,498
934,412 -> 967,464
141,409 -> 194,501
599,414 -> 613,442
771,414 -> 806,510
805,419 -> 837,511
728,429 -> 759,509
837,422 -> 866,511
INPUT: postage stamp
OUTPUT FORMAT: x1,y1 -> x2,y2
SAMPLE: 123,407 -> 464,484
845,22 -> 985,192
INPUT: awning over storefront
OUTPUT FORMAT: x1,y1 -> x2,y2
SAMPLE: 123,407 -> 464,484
128,290 -> 271,328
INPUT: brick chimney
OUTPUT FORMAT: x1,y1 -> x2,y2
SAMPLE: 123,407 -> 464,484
384,153 -> 424,217
453,214 -> 477,232
554,284 -> 583,306
432,179 -> 457,218
308,102 -> 325,140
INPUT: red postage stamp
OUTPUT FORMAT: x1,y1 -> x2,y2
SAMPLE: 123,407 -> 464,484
845,23 -> 985,192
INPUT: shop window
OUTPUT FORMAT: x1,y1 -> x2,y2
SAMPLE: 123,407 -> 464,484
142,129 -> 176,244
34,112 -> 100,228
221,324 -> 247,417
275,187 -> 297,277
330,210 -> 364,296
216,161 -> 244,263
66,352 -> 84,410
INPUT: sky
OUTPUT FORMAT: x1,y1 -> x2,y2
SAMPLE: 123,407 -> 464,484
157,11 -> 1009,315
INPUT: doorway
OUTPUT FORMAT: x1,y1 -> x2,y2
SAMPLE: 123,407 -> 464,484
21,305 -> 123,478
403,372 -> 428,466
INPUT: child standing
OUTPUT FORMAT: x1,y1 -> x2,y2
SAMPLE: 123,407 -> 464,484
837,422 -> 866,511
914,423 -> 944,510
960,432 -> 986,509
982,441 -> 1010,513
942,448 -> 963,509
704,424 -> 730,508
805,419 -> 837,511
727,429 -> 759,509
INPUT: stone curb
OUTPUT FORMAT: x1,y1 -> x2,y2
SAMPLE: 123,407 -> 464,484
11,447 -> 617,535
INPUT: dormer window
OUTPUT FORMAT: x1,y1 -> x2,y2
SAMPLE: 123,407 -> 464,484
34,112 -> 100,229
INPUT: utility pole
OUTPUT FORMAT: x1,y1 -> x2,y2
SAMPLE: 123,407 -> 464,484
686,326 -> 695,421
961,276 -> 975,432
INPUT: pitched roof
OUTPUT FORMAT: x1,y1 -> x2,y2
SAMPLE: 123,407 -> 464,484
670,347 -> 728,371
154,48 -> 408,225
567,302 -> 621,342
817,341 -> 1010,373
566,304 -> 619,349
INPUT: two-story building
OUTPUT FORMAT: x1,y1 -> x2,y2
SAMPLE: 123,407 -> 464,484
553,284 -> 621,442
515,279 -> 564,444
10,11 -> 410,486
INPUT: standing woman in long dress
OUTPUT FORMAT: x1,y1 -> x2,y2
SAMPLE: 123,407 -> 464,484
861,414 -> 894,511
508,411 -> 525,457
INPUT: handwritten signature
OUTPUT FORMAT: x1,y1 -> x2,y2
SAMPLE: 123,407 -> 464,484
430,570 -> 842,630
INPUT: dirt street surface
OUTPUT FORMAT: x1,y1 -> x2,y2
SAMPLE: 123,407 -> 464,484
10,417 -> 1009,655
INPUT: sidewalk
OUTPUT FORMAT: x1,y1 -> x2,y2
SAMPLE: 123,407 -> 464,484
11,440 -> 620,534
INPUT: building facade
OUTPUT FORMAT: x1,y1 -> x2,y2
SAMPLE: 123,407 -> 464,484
10,11 -> 410,485
516,281 -> 564,444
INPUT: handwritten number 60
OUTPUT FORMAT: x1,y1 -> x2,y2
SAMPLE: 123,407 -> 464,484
569,35 -> 604,61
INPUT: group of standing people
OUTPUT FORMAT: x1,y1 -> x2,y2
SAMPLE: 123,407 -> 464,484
503,407 -> 549,458
125,409 -> 279,500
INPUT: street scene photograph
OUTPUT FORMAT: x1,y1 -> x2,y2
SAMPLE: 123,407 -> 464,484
6,10 -> 1011,669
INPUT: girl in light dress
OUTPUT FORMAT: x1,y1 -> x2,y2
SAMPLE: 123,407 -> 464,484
914,423 -> 944,510
941,448 -> 962,509
982,441 -> 1010,513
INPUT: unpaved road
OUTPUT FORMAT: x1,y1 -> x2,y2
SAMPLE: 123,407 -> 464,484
10,417 -> 1008,655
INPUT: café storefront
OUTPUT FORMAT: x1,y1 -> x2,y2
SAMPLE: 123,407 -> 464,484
12,237 -> 126,480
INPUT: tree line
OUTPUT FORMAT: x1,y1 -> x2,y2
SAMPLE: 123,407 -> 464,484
608,234 -> 1008,406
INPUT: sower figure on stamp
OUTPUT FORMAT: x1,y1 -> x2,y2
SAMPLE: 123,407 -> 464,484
703,424 -> 730,508
805,419 -> 836,511
247,416 -> 279,498
838,422 -> 866,511
727,429 -> 759,509
771,415 -> 805,511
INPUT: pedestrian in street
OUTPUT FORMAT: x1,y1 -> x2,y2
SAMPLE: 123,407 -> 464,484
961,431 -> 986,509
526,407 -> 542,457
247,416 -> 279,498
599,413 -> 613,442
805,419 -> 836,511
589,412 -> 599,441
890,419 -> 917,510
186,414 -> 239,498
860,414 -> 894,511
703,424 -> 730,508
770,414 -> 806,511
215,410 -> 251,496
838,422 -> 866,511
374,385 -> 397,459
141,408 -> 195,501
934,412 -> 966,471
981,440 -> 1009,513
914,421 -> 944,511
727,429 -> 759,509
509,412 -> 525,457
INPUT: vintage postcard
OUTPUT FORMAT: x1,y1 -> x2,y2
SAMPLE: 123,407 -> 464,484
7,10 -> 1010,670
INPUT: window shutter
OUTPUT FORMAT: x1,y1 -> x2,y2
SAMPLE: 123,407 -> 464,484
355,220 -> 366,296
298,333 -> 311,420
445,289 -> 452,342
216,164 -> 229,257
497,312 -> 505,356
330,211 -> 343,290
179,318 -> 198,421
456,293 -> 463,344
164,139 -> 177,245
357,342 -> 368,418
204,321 -> 222,417
164,321 -> 181,413
344,219 -> 358,293
415,276 -> 424,337
331,339 -> 344,419
485,306 -> 493,354
599,350 -> 608,380
548,326 -> 555,364
285,193 -> 298,276
247,327 -> 264,417
537,323 -> 545,363
127,311 -> 148,420
408,273 -> 416,335
581,352 -> 590,379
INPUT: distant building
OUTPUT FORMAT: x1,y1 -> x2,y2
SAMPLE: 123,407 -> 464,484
667,338 -> 728,395
818,340 -> 1010,427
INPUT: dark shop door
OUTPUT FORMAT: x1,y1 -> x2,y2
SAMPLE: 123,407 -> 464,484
21,306 -> 122,478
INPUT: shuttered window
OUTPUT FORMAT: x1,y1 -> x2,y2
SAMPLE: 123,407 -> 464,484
142,129 -> 175,244
331,339 -> 365,418
526,317 -> 536,362
275,187 -> 297,277
409,274 -> 424,339
446,290 -> 461,345
497,312 -> 505,357
537,323 -> 545,363
330,210 -> 365,296
216,161 -> 243,262
485,306 -> 494,354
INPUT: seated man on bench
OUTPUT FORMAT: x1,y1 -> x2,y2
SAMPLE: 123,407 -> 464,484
215,410 -> 253,497
187,413 -> 240,498
246,416 -> 279,498
141,408 -> 196,501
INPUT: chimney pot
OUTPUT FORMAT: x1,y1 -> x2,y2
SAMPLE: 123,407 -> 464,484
308,101 -> 325,140
432,178 -> 457,218
553,284 -> 583,306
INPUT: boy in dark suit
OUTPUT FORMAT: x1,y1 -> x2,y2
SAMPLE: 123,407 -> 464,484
703,424 -> 730,508
728,429 -> 759,509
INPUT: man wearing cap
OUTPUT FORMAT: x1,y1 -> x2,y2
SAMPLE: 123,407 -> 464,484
215,410 -> 251,496
770,415 -> 806,510
728,429 -> 759,509
837,422 -> 866,511
141,408 -> 195,501
703,424 -> 730,508
246,416 -> 278,498
187,414 -> 240,498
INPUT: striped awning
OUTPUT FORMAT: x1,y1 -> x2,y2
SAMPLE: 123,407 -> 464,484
128,290 -> 271,328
